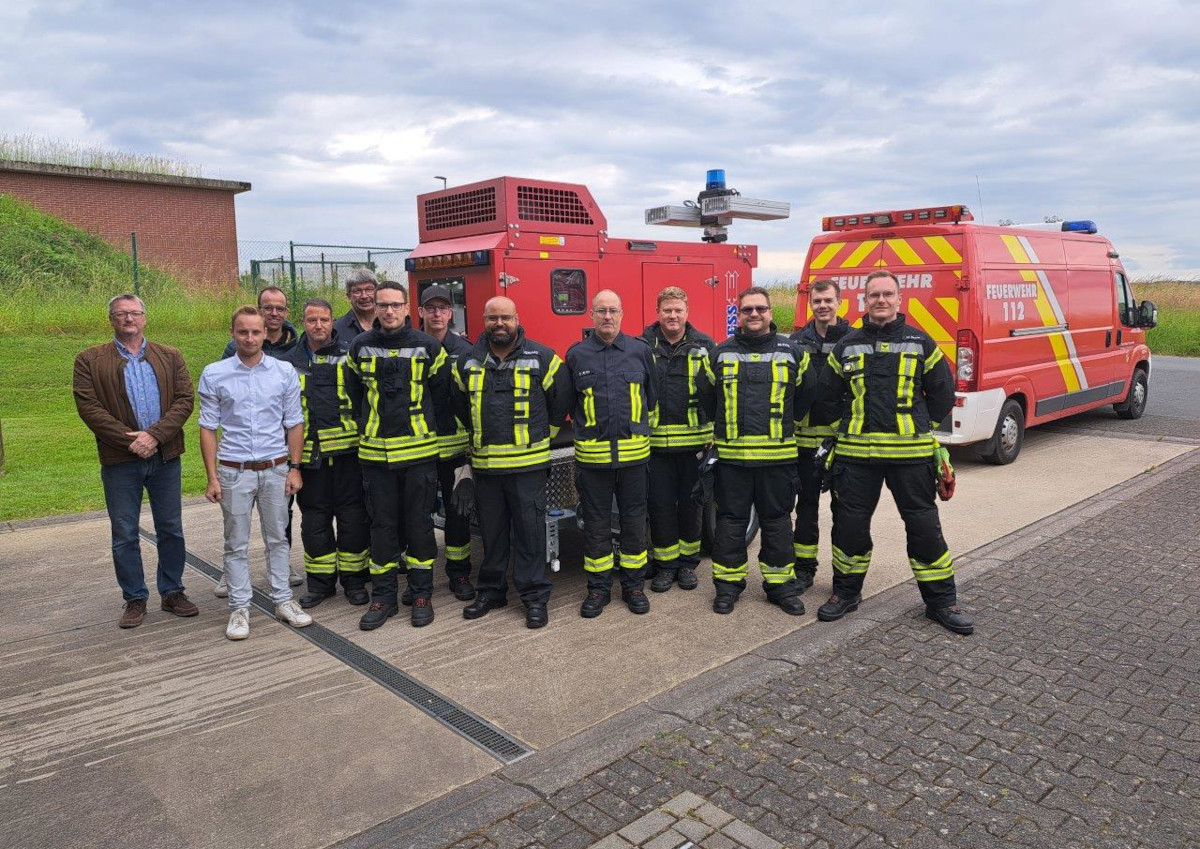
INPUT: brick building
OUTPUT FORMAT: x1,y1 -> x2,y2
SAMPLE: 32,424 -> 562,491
0,160 -> 250,287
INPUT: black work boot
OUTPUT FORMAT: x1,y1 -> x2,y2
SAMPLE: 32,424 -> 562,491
463,593 -> 507,620
651,568 -> 676,593
926,605 -> 974,635
817,592 -> 861,622
713,589 -> 739,615
767,587 -> 806,616
676,566 -> 699,590
525,603 -> 548,629
299,573 -> 337,609
794,560 -> 817,593
449,574 -> 477,601
359,600 -> 398,630
580,589 -> 611,618
410,596 -> 435,627
341,569 -> 371,606
401,586 -> 414,606
622,587 -> 651,614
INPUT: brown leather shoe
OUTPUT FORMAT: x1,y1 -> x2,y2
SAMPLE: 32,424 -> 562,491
161,591 -> 199,617
119,599 -> 147,628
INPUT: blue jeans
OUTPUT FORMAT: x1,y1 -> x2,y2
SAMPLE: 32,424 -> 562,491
100,455 -> 186,601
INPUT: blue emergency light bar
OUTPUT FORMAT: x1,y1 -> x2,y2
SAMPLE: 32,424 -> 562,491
1061,220 -> 1098,234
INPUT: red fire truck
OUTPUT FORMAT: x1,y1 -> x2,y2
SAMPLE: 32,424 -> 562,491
794,205 -> 1158,464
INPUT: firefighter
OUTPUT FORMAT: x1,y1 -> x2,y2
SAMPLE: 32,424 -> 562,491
450,296 -> 572,628
818,270 -> 973,635
789,279 -> 851,593
283,299 -> 371,608
642,286 -> 715,593
412,284 -> 476,604
703,286 -> 812,616
566,289 -> 659,618
345,282 -> 451,630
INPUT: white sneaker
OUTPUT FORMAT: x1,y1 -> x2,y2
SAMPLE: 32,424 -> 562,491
226,608 -> 250,640
275,600 -> 313,628
289,568 -> 304,587
213,573 -> 229,598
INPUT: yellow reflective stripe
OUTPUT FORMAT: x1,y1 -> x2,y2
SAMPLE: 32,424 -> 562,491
679,539 -> 700,557
832,545 -> 871,575
910,550 -> 954,582
467,366 -> 485,447
406,555 -> 434,570
810,241 -> 843,270
445,543 -> 472,561
630,381 -> 643,425
409,356 -> 429,437
794,542 -> 818,559
652,544 -> 680,561
304,551 -> 337,574
583,387 -> 597,427
714,436 -> 798,462
826,351 -> 843,377
337,548 -> 369,571
722,360 -> 739,440
836,433 -> 937,461
650,423 -> 713,450
896,354 -> 918,436
886,238 -> 923,266
542,355 -> 563,390
620,550 -> 648,569
848,356 -> 867,434
923,347 -> 944,373
841,239 -> 881,268
712,561 -> 748,581
470,439 -> 551,471
760,561 -> 795,584
924,235 -> 963,264
769,358 -> 787,440
369,558 -> 400,575
366,377 -> 381,438
584,553 -> 615,572
575,436 -> 651,465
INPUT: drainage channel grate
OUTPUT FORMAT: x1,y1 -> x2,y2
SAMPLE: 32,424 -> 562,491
141,529 -> 532,764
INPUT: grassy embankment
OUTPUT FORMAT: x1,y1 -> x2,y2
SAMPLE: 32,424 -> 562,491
0,193 -> 1196,521
0,195 -> 348,521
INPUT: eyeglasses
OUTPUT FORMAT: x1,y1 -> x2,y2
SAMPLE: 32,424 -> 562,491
260,305 -> 289,313
111,311 -> 145,319
377,302 -> 407,312
349,286 -> 376,296
592,308 -> 622,316
865,291 -> 899,301
739,305 -> 770,315
422,304 -> 452,313
485,314 -> 516,323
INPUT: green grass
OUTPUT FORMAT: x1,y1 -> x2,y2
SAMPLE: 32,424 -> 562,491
0,133 -> 201,177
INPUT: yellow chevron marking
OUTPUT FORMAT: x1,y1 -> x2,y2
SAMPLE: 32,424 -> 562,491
841,240 -> 881,268
907,299 -> 953,344
924,236 -> 963,264
936,297 -> 959,321
1000,235 -> 1031,264
810,242 -> 843,270
938,341 -> 956,362
886,238 -> 923,266
1016,265 -> 1082,394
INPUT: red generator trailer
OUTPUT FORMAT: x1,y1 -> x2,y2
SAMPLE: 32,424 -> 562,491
795,205 -> 1158,464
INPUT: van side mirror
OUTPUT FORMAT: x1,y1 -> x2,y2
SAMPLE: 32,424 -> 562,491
1138,300 -> 1158,329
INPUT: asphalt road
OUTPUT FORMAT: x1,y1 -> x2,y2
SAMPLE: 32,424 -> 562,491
1149,355 -> 1200,420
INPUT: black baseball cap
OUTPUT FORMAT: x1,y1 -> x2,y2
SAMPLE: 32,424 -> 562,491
420,285 -> 453,306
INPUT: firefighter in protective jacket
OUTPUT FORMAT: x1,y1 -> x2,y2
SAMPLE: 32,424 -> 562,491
451,296 -> 572,629
817,270 -> 973,635
789,279 -> 851,593
642,286 -> 715,593
566,289 -> 659,619
703,286 -> 813,616
345,282 -> 451,631
283,299 -> 370,609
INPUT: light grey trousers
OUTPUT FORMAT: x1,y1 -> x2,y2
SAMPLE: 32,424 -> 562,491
217,464 -> 293,610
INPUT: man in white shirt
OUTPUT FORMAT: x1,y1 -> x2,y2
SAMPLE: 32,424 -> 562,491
199,305 -> 313,640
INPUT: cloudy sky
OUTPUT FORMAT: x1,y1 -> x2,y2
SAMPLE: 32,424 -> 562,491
3,0 -> 1199,282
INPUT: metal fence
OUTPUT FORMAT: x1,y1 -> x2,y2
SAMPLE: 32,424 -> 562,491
237,241 -> 412,303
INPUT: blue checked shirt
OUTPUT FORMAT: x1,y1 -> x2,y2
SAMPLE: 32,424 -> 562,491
116,339 -> 162,432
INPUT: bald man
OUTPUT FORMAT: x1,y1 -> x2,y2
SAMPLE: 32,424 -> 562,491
450,297 -> 571,628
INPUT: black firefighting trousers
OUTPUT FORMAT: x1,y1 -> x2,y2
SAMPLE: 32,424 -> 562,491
473,469 -> 552,606
793,447 -> 823,576
575,464 -> 649,592
436,457 -> 473,580
297,454 -> 370,594
362,460 -> 438,604
647,451 -> 703,578
711,463 -> 799,598
829,460 -> 956,607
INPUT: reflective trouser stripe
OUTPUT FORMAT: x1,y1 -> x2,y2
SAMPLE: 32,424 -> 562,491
338,548 -> 368,572
832,545 -> 872,575
760,561 -> 796,585
679,539 -> 700,558
305,551 -> 337,574
910,550 -> 954,582
794,542 -> 818,560
652,543 -> 680,561
621,550 -> 648,570
585,552 -> 615,573
406,555 -> 434,571
713,561 -> 748,581
445,543 -> 472,562
370,558 -> 400,575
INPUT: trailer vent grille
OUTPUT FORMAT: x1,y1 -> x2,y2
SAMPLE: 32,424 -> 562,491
425,186 -> 497,231
517,185 -> 594,225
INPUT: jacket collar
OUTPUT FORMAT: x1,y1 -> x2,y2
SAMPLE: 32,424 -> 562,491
734,322 -> 780,350
862,313 -> 908,336
472,326 -> 529,363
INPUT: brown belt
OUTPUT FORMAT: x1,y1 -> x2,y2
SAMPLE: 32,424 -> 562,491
219,456 -> 289,471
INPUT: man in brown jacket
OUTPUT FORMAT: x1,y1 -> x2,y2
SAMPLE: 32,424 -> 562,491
74,294 -> 197,628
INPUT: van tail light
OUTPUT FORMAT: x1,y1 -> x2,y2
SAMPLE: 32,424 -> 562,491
956,329 -> 978,392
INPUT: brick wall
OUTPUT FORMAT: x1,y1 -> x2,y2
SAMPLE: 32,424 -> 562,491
0,162 -> 250,287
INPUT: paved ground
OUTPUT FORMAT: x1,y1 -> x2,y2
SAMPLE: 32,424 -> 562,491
343,427 -> 1200,848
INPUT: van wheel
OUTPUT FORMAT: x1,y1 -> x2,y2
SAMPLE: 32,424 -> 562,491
1115,368 -> 1148,420
980,399 -> 1024,465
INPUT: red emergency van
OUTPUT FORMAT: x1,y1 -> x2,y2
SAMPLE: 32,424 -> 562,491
795,206 -> 1158,464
